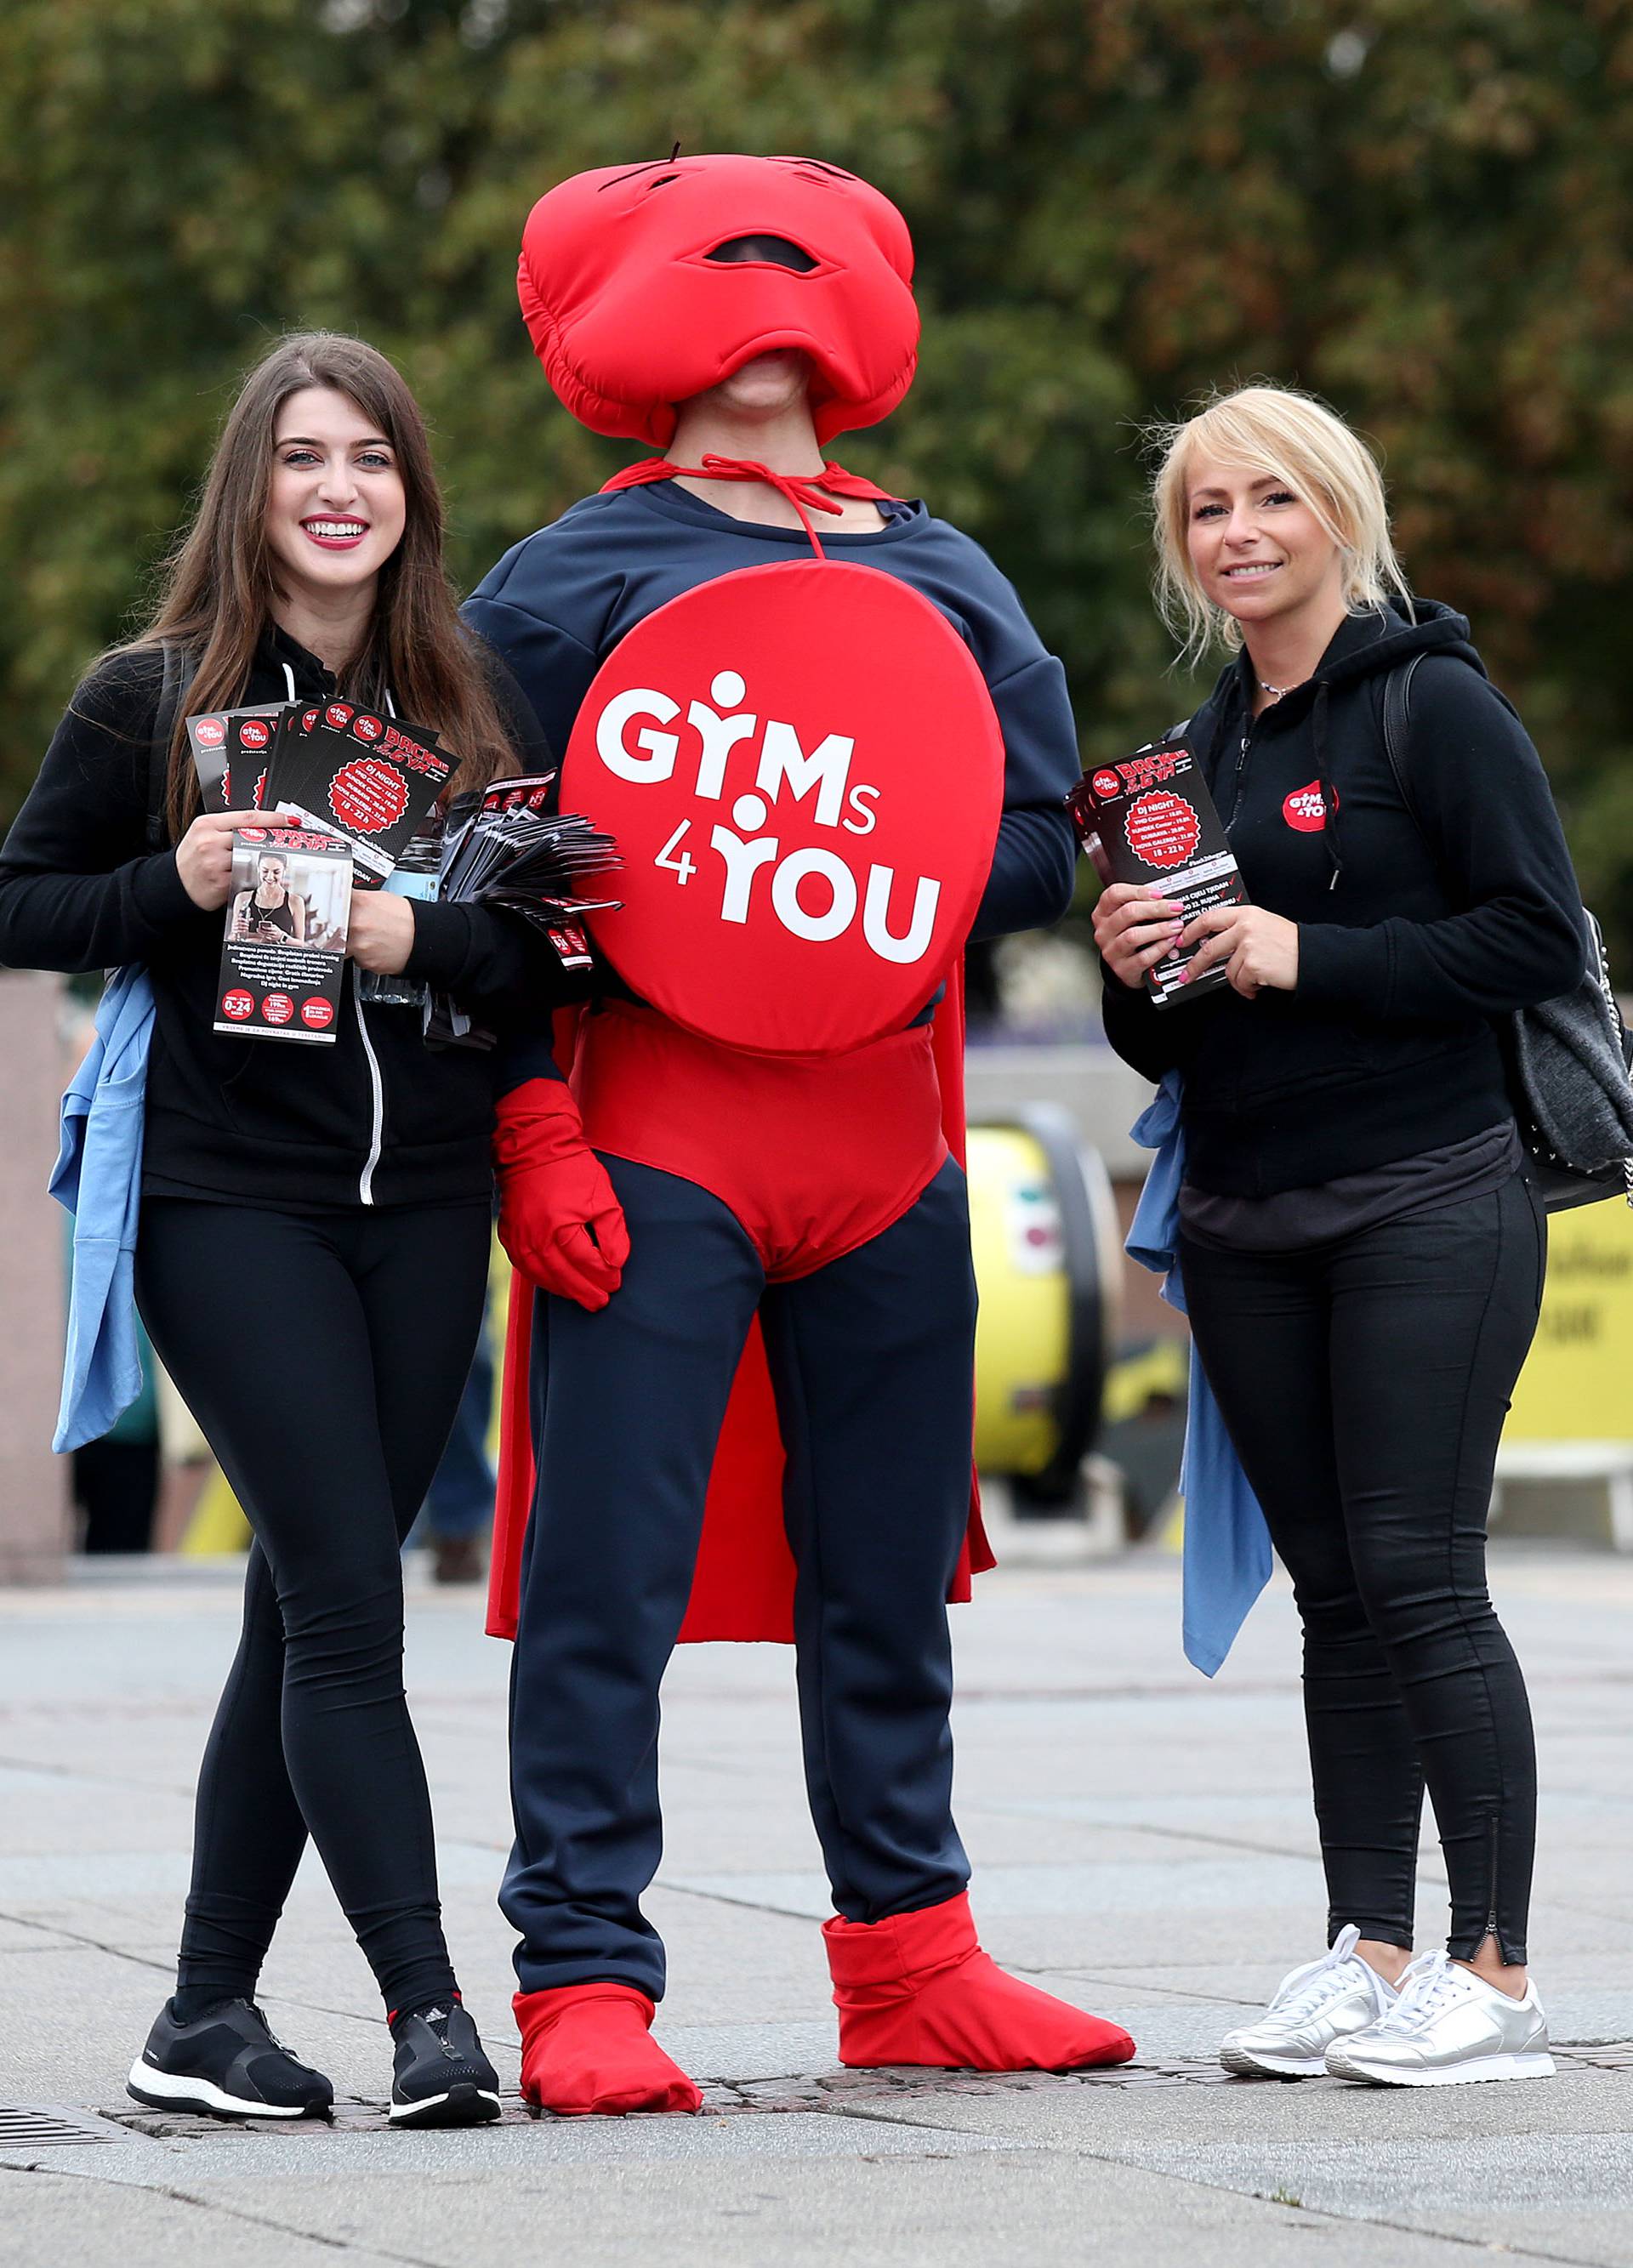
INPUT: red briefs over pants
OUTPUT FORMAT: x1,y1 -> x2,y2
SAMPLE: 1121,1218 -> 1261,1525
572,998 -> 947,1278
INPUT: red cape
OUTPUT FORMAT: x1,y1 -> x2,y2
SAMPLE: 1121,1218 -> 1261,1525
486,962 -> 992,1642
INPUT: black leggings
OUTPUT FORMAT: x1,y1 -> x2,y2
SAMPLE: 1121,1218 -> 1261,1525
1180,1175 -> 1545,1964
135,1196 -> 492,2014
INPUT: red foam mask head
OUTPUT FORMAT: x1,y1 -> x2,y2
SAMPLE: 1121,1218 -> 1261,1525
517,153 -> 919,447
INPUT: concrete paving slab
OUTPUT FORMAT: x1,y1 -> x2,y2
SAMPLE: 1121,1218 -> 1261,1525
0,2166 -> 413,2268
4,2109 -> 1024,2184
0,1851 -> 195,1900
2,1550 -> 1629,2268
0,2146 -> 1528,2268
1101,2131 -> 1633,2268
664,1853 -> 1331,1920
1119,2125 -> 1633,2214
0,1946 -> 212,2099
0,1916 -> 79,1954
657,2018 -> 839,2082
846,2062 -> 1633,2149
1548,1989 -> 1633,2041
1396,2207 -> 1633,2268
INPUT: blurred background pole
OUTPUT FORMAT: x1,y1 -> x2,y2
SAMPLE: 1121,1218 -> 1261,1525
0,971 -> 71,1580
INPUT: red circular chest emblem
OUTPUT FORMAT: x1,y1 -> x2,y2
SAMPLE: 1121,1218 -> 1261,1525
560,562 -> 1004,1056
329,759 -> 409,835
1124,790 -> 1201,871
1283,780 -> 1333,833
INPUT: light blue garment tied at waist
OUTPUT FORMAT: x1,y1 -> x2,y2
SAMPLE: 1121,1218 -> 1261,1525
49,965 -> 155,1453
1125,1071 -> 1272,1674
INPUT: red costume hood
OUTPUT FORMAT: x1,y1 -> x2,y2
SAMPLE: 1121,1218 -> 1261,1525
517,153 -> 919,446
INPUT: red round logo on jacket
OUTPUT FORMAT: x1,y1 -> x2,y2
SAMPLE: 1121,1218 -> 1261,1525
560,560 -> 1004,1057
1124,790 -> 1200,871
1283,780 -> 1335,833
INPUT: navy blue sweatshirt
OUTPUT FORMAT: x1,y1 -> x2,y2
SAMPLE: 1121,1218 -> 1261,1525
1100,602 -> 1585,1197
464,480 -> 1080,954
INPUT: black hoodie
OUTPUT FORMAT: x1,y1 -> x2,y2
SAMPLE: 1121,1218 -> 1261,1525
0,626 -> 568,1209
1101,602 -> 1585,1197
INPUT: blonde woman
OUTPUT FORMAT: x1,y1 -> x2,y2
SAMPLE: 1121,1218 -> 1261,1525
1096,384 -> 1582,2086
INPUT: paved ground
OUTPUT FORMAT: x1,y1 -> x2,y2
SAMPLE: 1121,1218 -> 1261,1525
0,1534 -> 1629,2267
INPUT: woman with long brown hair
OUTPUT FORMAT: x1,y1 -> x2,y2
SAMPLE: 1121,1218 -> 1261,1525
0,333 -> 580,2125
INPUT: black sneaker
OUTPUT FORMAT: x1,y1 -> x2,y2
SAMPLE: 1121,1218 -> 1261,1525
128,1998 -> 334,2120
389,2000 -> 502,2127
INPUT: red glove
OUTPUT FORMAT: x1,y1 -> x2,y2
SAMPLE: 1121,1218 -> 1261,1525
492,1078 -> 630,1312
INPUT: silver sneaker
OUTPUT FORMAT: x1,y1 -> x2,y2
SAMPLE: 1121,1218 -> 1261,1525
1220,1924 -> 1397,2078
1325,1950 -> 1555,2087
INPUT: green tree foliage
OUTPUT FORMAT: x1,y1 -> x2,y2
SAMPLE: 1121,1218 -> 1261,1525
3,0 -> 1631,949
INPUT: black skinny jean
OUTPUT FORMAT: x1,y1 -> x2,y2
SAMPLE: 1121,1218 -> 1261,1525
135,1196 -> 492,2014
1180,1174 -> 1545,1964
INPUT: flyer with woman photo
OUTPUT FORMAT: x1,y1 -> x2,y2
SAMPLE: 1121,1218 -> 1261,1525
215,826 -> 353,1042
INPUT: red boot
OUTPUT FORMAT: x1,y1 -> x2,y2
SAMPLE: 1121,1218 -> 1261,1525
515,1982 -> 703,2116
823,1893 -> 1135,2072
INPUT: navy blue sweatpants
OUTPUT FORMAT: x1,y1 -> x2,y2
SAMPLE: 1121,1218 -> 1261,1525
502,1153 -> 977,1998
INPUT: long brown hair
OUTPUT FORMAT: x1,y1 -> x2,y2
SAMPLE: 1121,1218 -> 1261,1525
122,333 -> 516,840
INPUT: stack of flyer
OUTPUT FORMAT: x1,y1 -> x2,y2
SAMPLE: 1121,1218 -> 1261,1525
437,772 -> 622,975
191,698 -> 452,1044
425,772 -> 623,1049
1067,735 -> 1245,1009
191,713 -> 623,1046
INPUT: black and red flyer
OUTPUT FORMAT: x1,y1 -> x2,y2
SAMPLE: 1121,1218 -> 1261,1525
214,827 -> 353,1043
263,699 -> 452,883
1068,737 -> 1246,1008
437,770 -> 619,975
185,706 -> 284,813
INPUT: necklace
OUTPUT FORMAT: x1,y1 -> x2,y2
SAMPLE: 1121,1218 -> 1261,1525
1257,677 -> 1301,702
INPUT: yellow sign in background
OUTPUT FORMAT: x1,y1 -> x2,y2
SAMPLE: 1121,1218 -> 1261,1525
1506,1202 -> 1633,1441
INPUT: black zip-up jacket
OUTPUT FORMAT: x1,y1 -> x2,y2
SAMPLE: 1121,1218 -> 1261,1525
0,624 -> 567,1209
1101,602 -> 1585,1197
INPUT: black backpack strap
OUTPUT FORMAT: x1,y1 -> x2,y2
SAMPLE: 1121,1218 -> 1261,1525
1379,652 -> 1426,832
146,641 -> 197,850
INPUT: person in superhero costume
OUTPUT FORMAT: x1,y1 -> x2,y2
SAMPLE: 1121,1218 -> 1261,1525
468,152 -> 1135,2117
